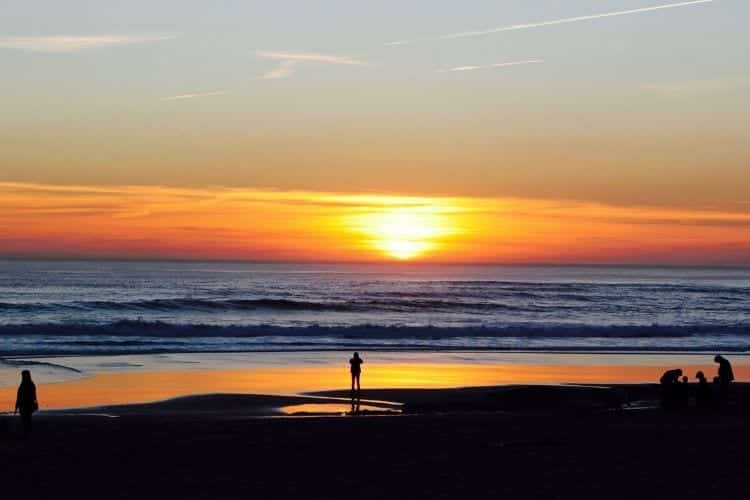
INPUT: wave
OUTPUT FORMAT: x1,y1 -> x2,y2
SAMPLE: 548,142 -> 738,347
384,280 -> 750,292
1,319 -> 748,339
0,298 -> 361,313
1,281 -> 747,316
3,295 -> 736,315
0,297 -> 579,314
1,320 -> 749,355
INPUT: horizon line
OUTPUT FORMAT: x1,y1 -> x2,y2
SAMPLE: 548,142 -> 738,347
1,256 -> 748,270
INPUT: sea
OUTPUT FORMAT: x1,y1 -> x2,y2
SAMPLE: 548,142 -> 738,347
0,260 -> 749,356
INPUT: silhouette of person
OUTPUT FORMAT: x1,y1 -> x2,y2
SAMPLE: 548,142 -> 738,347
715,355 -> 734,387
349,352 -> 363,398
711,375 -> 721,405
660,368 -> 682,385
677,375 -> 690,409
695,371 -> 712,409
659,368 -> 682,411
14,370 -> 38,437
714,355 -> 734,401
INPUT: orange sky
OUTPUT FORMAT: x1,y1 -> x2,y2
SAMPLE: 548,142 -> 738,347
2,2 -> 748,266
1,182 -> 749,264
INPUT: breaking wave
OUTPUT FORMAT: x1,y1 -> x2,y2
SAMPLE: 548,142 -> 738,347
1,320 -> 749,355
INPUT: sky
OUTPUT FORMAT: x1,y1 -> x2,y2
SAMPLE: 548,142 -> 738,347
1,1 -> 749,263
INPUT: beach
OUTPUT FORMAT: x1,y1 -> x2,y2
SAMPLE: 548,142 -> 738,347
4,0 -> 750,495
3,382 -> 750,499
3,350 -> 749,410
2,262 -> 749,498
2,351 -> 749,498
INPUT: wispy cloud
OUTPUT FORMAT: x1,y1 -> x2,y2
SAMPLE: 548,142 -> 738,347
439,59 -> 544,73
254,50 -> 368,80
161,91 -> 226,101
0,34 -> 179,53
387,0 -> 713,46
257,51 -> 367,66
260,60 -> 297,80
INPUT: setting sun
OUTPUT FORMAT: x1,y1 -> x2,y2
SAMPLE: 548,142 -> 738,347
373,210 -> 434,259
349,206 -> 454,260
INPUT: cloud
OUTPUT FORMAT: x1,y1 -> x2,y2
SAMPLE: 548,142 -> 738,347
256,51 -> 367,66
259,60 -> 298,80
254,50 -> 367,80
161,91 -> 226,101
440,59 -> 543,73
387,0 -> 713,45
0,35 -> 179,53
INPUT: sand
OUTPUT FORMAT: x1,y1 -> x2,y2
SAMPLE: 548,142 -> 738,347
5,350 -> 749,411
2,384 -> 750,499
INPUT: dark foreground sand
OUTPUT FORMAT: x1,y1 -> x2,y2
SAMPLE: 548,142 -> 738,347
2,384 -> 750,499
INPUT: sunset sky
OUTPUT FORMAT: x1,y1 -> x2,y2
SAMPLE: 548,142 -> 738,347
2,1 -> 749,263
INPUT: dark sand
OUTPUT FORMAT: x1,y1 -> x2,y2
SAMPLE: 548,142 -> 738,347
2,384 -> 750,499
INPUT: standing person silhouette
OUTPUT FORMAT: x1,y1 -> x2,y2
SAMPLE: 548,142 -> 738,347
349,352 -> 363,398
14,370 -> 38,437
714,355 -> 734,401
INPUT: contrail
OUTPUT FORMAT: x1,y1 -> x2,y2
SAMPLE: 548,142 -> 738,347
439,59 -> 544,72
386,0 -> 714,45
161,91 -> 226,101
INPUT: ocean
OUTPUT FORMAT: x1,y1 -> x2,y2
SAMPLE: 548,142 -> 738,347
0,260 -> 749,356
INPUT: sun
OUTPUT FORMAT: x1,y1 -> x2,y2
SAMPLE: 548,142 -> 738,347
355,207 -> 450,260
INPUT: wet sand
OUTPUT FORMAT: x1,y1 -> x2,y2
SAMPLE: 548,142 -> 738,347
2,384 -> 750,499
4,351 -> 750,410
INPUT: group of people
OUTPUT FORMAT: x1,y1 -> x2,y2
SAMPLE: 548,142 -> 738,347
660,355 -> 734,411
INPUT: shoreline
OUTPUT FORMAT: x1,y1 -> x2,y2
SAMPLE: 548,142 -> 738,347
2,350 -> 747,411
0,383 -> 699,418
4,381 -> 748,417
8,347 -> 750,359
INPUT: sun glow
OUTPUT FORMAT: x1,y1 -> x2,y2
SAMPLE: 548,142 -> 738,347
3,182 -> 750,264
353,207 -> 453,260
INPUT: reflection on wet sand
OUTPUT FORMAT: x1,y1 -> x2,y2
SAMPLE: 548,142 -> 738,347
2,360 -> 748,411
281,403 -> 400,415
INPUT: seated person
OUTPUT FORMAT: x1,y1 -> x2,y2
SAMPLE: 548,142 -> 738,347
695,371 -> 712,409
660,368 -> 682,385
